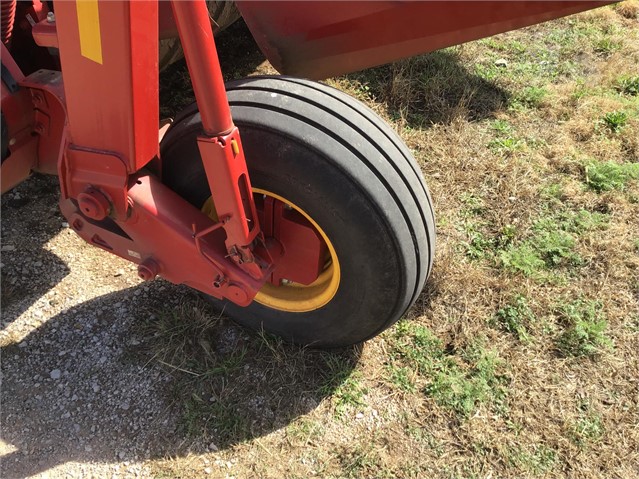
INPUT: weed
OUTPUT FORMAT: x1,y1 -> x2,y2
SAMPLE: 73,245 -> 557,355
491,119 -> 514,135
459,193 -> 485,217
488,136 -> 524,153
425,341 -> 508,417
593,36 -> 622,55
494,295 -> 536,342
512,85 -> 548,109
499,209 -> 608,277
532,229 -> 579,267
181,394 -> 248,440
497,224 -> 518,248
488,119 -> 523,153
601,110 -> 628,132
406,426 -> 444,455
386,364 -> 416,393
584,160 -> 639,192
553,209 -> 609,234
540,183 -> 564,202
461,222 -> 493,260
570,410 -> 604,446
615,75 -> 639,96
390,320 -> 443,374
508,445 -> 557,475
287,417 -> 325,444
555,300 -> 612,357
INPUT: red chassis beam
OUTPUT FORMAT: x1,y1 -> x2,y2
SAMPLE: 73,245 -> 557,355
15,0 -> 273,305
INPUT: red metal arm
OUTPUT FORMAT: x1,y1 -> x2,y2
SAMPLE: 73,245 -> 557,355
171,0 -> 263,278
22,0 -> 270,305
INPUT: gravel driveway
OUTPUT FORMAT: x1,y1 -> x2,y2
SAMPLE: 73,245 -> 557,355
1,175 -> 194,478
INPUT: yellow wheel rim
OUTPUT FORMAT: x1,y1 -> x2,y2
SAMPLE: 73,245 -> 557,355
202,189 -> 340,313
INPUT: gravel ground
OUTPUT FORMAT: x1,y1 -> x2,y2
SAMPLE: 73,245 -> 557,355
1,175 -> 196,478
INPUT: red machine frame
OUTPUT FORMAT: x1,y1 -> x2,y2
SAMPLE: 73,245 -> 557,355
3,0 -> 281,306
1,0 -> 615,310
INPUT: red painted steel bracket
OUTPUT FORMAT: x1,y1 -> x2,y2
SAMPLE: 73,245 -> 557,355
197,127 -> 265,279
39,0 -> 274,305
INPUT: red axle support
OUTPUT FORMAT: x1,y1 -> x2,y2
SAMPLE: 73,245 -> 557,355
171,0 -> 265,277
60,173 -> 267,306
30,0 -> 273,305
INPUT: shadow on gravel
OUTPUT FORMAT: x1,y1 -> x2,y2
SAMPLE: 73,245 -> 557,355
1,283 -> 360,478
1,175 -> 69,329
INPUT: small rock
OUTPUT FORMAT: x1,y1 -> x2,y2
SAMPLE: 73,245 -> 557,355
355,412 -> 364,419
208,442 -> 218,452
50,369 -> 61,380
495,58 -> 508,67
1,245 -> 16,251
121,402 -> 130,411
204,467 -> 212,474
118,451 -> 126,460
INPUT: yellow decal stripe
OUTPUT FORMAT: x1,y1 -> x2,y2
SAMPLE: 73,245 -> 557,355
76,0 -> 103,64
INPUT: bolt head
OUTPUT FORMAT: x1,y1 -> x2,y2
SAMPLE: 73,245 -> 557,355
138,260 -> 159,281
77,190 -> 110,220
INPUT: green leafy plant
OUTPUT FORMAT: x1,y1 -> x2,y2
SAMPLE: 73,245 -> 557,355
615,75 -> 639,96
494,295 -> 536,342
584,160 -> 639,192
601,110 -> 628,132
555,300 -> 612,357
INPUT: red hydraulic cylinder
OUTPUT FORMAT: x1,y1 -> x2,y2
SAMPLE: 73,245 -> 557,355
170,0 -> 232,136
171,0 -> 263,278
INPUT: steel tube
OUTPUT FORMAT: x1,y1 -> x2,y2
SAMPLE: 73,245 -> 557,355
171,0 -> 233,136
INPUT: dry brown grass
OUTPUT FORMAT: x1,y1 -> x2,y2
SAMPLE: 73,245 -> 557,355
151,4 -> 638,478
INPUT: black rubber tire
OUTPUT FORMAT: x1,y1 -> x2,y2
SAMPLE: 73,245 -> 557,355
160,76 -> 435,347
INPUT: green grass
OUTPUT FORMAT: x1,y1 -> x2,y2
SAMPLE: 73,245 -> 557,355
570,409 -> 604,446
499,209 -> 608,278
615,75 -> 639,96
601,110 -> 629,132
507,445 -> 557,476
425,344 -> 508,417
555,299 -> 612,357
389,323 -> 509,417
493,295 -> 536,342
584,160 -> 639,192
